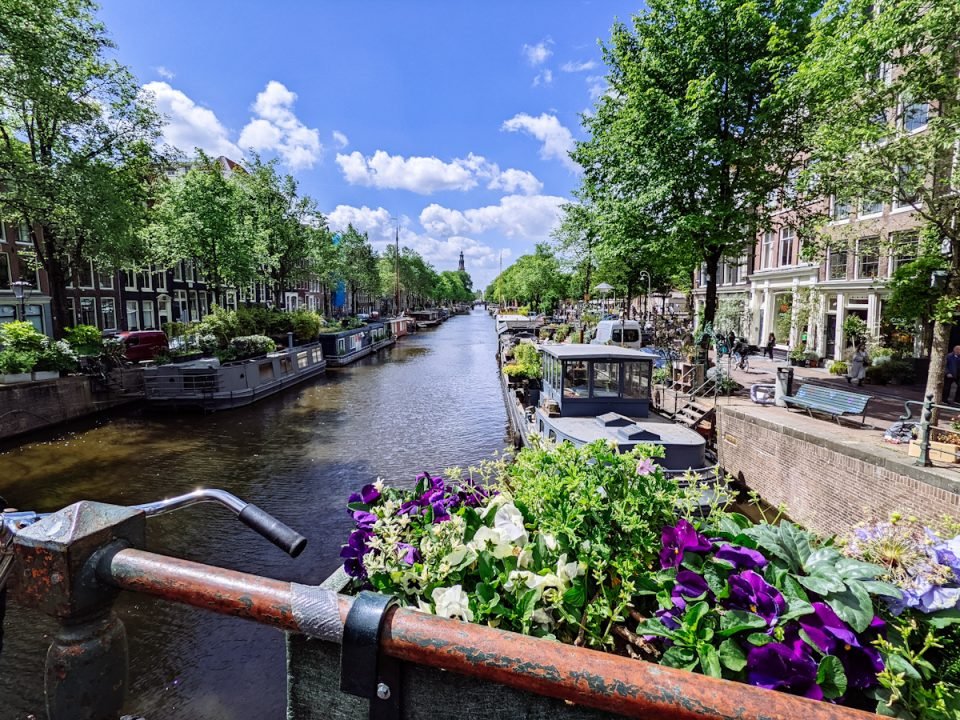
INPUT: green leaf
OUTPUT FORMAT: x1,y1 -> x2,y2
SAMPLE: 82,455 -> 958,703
780,599 -> 814,622
886,654 -> 922,682
926,609 -> 960,628
778,522 -> 814,570
703,563 -> 729,598
816,655 -> 848,700
519,588 -> 539,622
562,581 -> 586,609
477,551 -> 495,583
719,638 -> 748,671
683,601 -> 710,631
476,582 -> 497,603
796,572 -> 845,595
834,557 -> 885,581
745,632 -> 773,646
636,619 -> 683,642
462,507 -> 482,542
860,580 -> 903,600
825,581 -> 873,633
780,574 -> 810,603
718,610 -> 768,636
661,645 -> 698,671
698,643 -> 723,678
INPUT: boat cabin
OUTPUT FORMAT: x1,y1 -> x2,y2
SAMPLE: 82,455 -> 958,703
540,344 -> 656,418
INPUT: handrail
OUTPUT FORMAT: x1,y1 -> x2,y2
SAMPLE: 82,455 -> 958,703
899,393 -> 958,467
98,548 -> 875,720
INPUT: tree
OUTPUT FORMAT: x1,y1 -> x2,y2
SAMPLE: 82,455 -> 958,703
572,0 -> 817,327
236,155 -> 333,308
147,151 -> 257,305
485,245 -> 570,312
793,0 -> 960,402
0,0 -> 163,337
335,225 -> 380,313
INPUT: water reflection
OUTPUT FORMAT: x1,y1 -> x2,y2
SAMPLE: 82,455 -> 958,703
0,310 -> 508,719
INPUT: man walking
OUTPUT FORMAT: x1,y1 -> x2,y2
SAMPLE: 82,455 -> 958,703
945,345 -> 960,404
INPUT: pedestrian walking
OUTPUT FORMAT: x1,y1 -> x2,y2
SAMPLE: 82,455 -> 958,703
764,333 -> 776,360
847,344 -> 868,386
944,345 -> 960,403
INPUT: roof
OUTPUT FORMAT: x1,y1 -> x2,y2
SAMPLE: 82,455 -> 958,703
540,344 -> 659,361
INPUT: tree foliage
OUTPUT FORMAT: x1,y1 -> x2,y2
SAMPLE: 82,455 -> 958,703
486,244 -> 569,312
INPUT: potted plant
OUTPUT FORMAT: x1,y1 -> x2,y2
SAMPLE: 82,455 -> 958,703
787,347 -> 807,366
0,348 -> 38,383
34,339 -> 79,380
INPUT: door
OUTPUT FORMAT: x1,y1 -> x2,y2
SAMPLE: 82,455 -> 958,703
825,315 -> 837,360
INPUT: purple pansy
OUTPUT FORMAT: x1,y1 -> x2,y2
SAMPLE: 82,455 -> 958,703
352,510 -> 377,530
798,603 -> 884,690
714,543 -> 768,571
725,570 -> 786,625
673,569 -> 711,610
660,519 -> 712,569
747,640 -> 823,700
396,542 -> 421,565
340,529 -> 372,578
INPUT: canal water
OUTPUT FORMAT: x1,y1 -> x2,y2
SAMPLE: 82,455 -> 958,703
0,309 -> 508,720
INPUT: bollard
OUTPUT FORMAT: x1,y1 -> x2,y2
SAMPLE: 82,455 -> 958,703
916,393 -> 934,467
287,331 -> 294,349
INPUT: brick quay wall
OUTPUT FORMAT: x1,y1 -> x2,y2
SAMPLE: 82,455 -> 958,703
716,405 -> 960,536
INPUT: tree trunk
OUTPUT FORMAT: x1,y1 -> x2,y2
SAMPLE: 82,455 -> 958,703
702,252 -> 722,328
40,225 -> 70,340
924,253 -> 960,417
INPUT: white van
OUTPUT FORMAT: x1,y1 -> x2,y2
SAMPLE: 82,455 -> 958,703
590,319 -> 644,349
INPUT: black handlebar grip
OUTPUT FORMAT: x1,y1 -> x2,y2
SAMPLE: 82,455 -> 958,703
238,504 -> 307,557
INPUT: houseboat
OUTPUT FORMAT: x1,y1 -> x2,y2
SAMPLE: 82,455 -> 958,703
143,342 -> 327,411
502,344 -> 709,477
384,315 -> 414,339
318,321 -> 396,367
495,313 -> 541,336
410,309 -> 441,328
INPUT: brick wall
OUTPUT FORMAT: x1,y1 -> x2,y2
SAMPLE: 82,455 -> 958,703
717,406 -> 960,536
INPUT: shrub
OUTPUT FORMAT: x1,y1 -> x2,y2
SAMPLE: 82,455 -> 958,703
0,321 -> 46,353
0,348 -> 37,374
198,334 -> 219,355
65,325 -> 104,356
223,334 -> 276,361
35,340 -> 78,373
885,358 -> 915,384
653,366 -> 671,385
828,360 -> 848,375
866,363 -> 889,385
289,309 -> 321,342
553,324 -> 571,343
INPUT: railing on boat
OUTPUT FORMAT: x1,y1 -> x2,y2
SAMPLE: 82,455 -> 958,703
3,498 -> 876,720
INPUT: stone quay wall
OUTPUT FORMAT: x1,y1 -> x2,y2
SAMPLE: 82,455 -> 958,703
716,405 -> 960,536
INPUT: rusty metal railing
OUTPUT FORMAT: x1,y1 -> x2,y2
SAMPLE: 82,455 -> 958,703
6,499 -> 877,720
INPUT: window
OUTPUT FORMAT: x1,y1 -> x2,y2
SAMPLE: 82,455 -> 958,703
225,291 -> 237,311
563,361 -> 589,398
891,232 -> 920,272
779,228 -> 795,266
124,270 -> 136,289
77,260 -> 94,288
591,362 -> 620,398
612,328 -> 640,343
173,262 -> 183,281
17,222 -> 31,245
856,237 -> 880,279
142,300 -> 155,329
0,252 -> 10,288
829,248 -> 848,280
761,231 -> 774,269
97,270 -> 114,289
188,290 -> 198,320
174,289 -> 187,321
66,297 -> 77,327
198,291 -> 208,318
895,165 -> 921,209
623,361 -> 650,399
831,196 -> 851,221
184,260 -> 195,283
154,267 -> 167,290
101,298 -> 117,330
903,100 -> 929,132
860,193 -> 883,216
784,168 -> 800,201
126,300 -> 139,330
80,297 -> 97,327
139,269 -> 151,290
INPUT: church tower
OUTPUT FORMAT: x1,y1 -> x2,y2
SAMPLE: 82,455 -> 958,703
458,250 -> 465,272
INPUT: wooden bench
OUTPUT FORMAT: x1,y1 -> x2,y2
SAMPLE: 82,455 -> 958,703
782,384 -> 872,425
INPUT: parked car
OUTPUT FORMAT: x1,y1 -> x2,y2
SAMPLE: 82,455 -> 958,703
114,330 -> 169,362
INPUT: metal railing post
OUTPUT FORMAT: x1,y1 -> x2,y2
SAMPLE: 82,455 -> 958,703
917,393 -> 934,468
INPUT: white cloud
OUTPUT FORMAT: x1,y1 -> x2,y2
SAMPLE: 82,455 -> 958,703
155,66 -> 175,80
142,81 -> 242,159
561,60 -> 598,73
419,194 -> 566,239
237,81 -> 322,170
532,69 -> 553,87
332,130 -> 349,148
487,168 -> 542,196
523,39 -> 553,66
501,112 -> 579,173
586,75 -> 608,100
336,150 -> 482,193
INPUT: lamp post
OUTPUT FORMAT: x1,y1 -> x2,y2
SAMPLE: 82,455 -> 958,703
11,279 -> 32,322
637,271 -> 652,330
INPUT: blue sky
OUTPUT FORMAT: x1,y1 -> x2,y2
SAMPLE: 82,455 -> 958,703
98,1 -> 639,290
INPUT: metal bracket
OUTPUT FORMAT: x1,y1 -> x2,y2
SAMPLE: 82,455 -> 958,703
340,591 -> 401,720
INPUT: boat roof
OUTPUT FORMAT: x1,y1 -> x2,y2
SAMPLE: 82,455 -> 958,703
540,344 -> 659,361
496,314 -> 535,321
539,412 -> 706,448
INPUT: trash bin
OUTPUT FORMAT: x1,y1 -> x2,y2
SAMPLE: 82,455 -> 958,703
774,367 -> 794,407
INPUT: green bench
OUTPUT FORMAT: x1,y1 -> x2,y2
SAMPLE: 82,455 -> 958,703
782,383 -> 872,425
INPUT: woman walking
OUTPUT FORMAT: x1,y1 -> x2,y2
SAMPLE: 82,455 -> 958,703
764,333 -> 776,360
847,344 -> 868,386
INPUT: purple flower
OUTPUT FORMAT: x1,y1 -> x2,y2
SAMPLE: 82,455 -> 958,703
431,500 -> 451,523
714,543 -> 768,571
359,483 -> 381,504
660,519 -> 712,569
341,529 -> 372,578
352,510 -> 377,530
397,542 -> 420,565
636,458 -> 657,476
798,603 -> 884,690
673,570 -> 710,610
747,640 -> 823,700
656,606 -> 682,631
725,570 -> 786,625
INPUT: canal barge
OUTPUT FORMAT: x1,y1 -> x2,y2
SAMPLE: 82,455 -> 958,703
495,313 -> 541,336
384,315 -> 414,338
318,322 -> 396,367
502,344 -> 710,475
143,342 -> 327,411
410,309 -> 441,328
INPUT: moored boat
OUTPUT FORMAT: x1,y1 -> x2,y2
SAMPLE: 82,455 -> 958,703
410,309 -> 441,328
318,321 -> 396,367
143,342 -> 326,411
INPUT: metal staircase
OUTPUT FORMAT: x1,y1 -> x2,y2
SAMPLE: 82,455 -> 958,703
673,398 -> 716,430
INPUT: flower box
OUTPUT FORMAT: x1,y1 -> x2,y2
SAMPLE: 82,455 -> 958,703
908,439 -> 960,464
31,370 -> 59,381
0,372 -> 32,384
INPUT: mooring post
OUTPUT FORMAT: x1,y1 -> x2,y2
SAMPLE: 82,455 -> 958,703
11,501 -> 146,720
916,393 -> 934,468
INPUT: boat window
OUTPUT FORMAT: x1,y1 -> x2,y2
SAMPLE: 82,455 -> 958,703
563,361 -> 588,398
612,329 -> 640,343
548,429 -> 557,441
337,338 -> 345,355
623,361 -> 651,399
591,361 -> 620,398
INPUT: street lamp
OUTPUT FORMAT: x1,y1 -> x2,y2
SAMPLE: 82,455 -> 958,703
637,271 -> 652,329
10,279 -> 32,322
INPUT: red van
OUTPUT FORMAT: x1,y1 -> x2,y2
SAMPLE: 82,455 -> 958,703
115,330 -> 169,362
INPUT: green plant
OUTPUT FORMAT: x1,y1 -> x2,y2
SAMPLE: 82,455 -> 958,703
35,340 -> 78,373
0,321 -> 46,353
788,347 -> 807,362
828,360 -> 848,376
198,334 -> 219,355
653,366 -> 671,385
0,349 -> 38,374
842,315 -> 868,346
553,324 -> 571,343
65,324 -> 104,356
220,334 -> 276,362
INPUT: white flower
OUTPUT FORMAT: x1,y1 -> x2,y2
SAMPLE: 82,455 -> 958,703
373,478 -> 385,493
517,545 -> 534,569
556,554 -> 581,585
596,486 -> 607,499
494,502 -> 528,545
431,585 -> 474,622
416,599 -> 434,614
532,608 -> 554,626
543,534 -> 557,551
